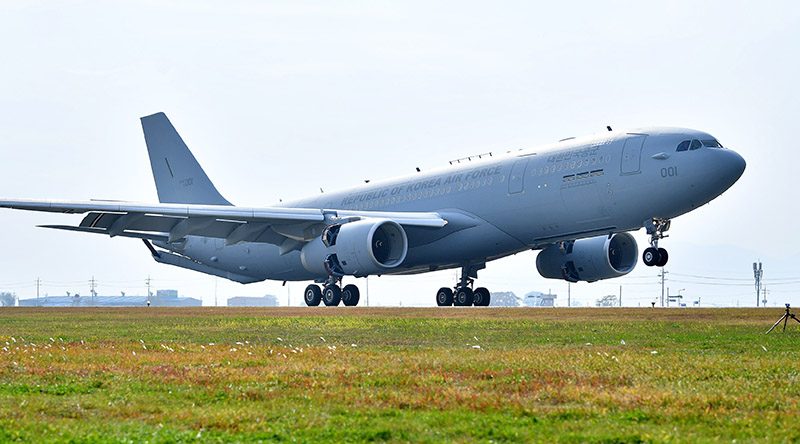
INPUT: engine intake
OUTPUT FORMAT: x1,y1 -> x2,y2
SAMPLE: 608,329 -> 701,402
301,219 -> 408,277
536,233 -> 638,283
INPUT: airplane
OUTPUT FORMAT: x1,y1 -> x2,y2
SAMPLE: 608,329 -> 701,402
0,113 -> 746,307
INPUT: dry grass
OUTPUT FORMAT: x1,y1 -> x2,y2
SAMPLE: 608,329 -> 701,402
0,307 -> 798,443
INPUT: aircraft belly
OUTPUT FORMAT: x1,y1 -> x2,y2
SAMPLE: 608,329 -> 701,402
179,237 -> 317,281
401,221 -> 524,269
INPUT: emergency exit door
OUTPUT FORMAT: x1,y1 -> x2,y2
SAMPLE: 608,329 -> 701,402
620,135 -> 647,175
508,158 -> 528,194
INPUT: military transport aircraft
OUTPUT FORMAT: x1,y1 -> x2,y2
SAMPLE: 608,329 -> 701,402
0,113 -> 745,307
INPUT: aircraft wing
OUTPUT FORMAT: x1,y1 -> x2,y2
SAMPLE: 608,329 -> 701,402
0,199 -> 448,253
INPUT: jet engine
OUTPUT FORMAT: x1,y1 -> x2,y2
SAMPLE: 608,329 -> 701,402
536,233 -> 638,283
300,219 -> 408,277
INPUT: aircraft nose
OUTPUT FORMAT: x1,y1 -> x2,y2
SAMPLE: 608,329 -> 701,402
713,148 -> 746,190
725,148 -> 746,181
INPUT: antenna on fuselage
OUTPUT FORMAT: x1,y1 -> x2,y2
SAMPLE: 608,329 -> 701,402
415,167 -> 421,172
607,126 -> 613,132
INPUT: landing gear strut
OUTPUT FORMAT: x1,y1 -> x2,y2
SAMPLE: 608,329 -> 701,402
304,275 -> 361,307
643,218 -> 670,267
436,263 -> 491,307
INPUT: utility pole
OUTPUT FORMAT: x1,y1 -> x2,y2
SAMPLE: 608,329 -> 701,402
753,261 -> 763,307
365,276 -> 370,307
36,277 -> 41,306
619,285 -> 622,307
89,276 -> 97,305
660,269 -> 668,307
567,282 -> 571,307
762,287 -> 769,307
145,276 -> 152,304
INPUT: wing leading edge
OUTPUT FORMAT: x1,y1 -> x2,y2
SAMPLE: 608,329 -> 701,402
0,199 -> 448,250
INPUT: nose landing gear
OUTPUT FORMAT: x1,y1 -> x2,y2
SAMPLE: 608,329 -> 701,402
643,218 -> 670,267
435,263 -> 491,307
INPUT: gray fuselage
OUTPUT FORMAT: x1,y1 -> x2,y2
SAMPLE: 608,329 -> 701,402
169,127 -> 746,282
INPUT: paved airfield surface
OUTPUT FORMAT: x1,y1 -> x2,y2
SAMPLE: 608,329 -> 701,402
0,307 -> 798,442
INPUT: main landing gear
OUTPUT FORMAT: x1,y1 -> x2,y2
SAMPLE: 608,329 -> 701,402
436,263 -> 491,307
304,278 -> 361,307
642,218 -> 670,267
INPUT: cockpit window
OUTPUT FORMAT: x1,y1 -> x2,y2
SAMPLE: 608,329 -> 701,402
676,140 -> 690,152
690,139 -> 702,150
702,139 -> 722,148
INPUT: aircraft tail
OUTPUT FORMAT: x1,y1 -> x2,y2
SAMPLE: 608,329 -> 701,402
140,112 -> 231,206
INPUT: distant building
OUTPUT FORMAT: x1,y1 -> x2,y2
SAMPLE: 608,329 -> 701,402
523,291 -> 557,307
227,295 -> 279,307
489,291 -> 520,307
150,289 -> 202,306
18,289 -> 201,307
156,289 -> 179,299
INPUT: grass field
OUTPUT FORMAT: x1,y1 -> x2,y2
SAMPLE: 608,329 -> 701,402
0,307 -> 798,443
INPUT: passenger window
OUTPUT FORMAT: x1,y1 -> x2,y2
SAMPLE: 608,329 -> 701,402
690,139 -> 701,150
676,140 -> 690,152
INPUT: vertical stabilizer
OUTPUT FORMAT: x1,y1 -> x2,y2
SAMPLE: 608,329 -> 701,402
141,113 -> 231,205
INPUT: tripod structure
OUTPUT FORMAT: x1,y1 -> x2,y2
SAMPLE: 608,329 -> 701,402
766,304 -> 800,334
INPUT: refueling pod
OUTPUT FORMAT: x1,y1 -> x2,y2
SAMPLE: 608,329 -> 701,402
536,233 -> 638,282
300,219 -> 408,278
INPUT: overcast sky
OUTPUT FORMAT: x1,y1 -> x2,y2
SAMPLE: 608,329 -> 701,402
1,1 -> 798,307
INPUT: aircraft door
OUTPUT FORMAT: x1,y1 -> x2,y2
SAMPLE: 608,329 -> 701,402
620,135 -> 647,175
508,158 -> 529,194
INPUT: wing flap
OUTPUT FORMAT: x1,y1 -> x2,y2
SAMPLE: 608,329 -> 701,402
39,225 -> 169,242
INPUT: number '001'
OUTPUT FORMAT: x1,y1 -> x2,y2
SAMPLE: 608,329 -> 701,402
661,167 -> 678,178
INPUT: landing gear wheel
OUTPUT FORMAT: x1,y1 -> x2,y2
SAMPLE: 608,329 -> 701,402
436,287 -> 454,306
473,287 -> 491,306
322,285 -> 342,306
304,284 -> 322,306
342,284 -> 360,306
454,287 -> 474,306
643,247 -> 661,267
656,248 -> 669,267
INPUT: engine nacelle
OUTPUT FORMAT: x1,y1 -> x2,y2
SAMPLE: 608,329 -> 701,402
536,233 -> 638,283
300,219 -> 408,277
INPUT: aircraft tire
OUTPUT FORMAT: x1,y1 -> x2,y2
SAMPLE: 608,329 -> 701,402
642,247 -> 661,267
454,287 -> 473,306
342,284 -> 360,306
436,287 -> 454,306
473,287 -> 491,306
656,248 -> 669,267
323,285 -> 342,306
304,284 -> 322,306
